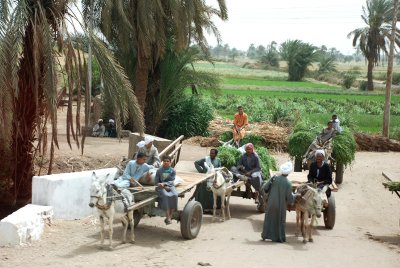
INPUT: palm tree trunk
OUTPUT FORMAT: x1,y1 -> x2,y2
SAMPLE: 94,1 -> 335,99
135,48 -> 150,113
367,59 -> 374,91
383,0 -> 398,137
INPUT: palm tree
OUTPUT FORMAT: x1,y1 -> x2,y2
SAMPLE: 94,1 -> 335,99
83,0 -> 228,116
0,0 -> 143,206
348,0 -> 400,91
280,40 -> 317,81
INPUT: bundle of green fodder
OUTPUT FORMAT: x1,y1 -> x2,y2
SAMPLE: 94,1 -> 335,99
288,120 -> 356,168
331,130 -> 357,167
382,181 -> 400,192
217,145 -> 277,178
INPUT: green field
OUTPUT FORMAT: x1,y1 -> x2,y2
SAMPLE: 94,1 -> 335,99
194,61 -> 400,136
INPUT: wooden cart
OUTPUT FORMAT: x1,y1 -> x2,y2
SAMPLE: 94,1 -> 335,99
126,135 -> 213,240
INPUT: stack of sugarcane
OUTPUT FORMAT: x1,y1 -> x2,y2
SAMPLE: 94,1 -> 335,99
354,132 -> 400,152
382,181 -> 400,192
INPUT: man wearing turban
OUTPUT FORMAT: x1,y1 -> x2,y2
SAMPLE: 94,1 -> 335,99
261,161 -> 296,242
307,150 -> 333,197
134,136 -> 161,168
231,143 -> 262,203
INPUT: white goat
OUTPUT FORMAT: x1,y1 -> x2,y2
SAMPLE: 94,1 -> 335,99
205,164 -> 234,222
295,184 -> 328,243
88,172 -> 135,249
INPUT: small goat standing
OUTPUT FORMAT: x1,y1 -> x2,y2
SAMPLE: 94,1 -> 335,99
295,184 -> 327,243
206,166 -> 233,222
89,172 -> 135,249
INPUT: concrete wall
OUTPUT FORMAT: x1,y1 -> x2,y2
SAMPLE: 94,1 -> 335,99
32,168 -> 118,220
0,204 -> 53,246
128,133 -> 171,160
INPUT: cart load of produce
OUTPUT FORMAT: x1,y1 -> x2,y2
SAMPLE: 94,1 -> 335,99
382,181 -> 400,192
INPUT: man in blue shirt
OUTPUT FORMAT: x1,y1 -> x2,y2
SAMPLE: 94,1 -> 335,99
113,152 -> 154,188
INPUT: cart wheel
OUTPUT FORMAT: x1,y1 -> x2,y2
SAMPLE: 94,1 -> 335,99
134,209 -> 143,228
335,162 -> 344,184
294,156 -> 303,172
180,201 -> 203,240
323,194 -> 336,229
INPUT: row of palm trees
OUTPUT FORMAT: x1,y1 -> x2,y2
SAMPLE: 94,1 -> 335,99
0,0 -> 227,206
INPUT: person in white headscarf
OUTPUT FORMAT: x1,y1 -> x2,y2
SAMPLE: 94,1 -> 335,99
307,149 -> 332,197
106,119 -> 117,137
92,119 -> 105,137
261,161 -> 296,243
332,114 -> 343,133
134,136 -> 160,167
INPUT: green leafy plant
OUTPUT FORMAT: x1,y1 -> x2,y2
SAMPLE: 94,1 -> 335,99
288,131 -> 316,157
255,146 -> 277,175
158,96 -> 213,139
217,146 -> 242,168
219,131 -> 233,142
342,72 -> 357,89
240,133 -> 265,147
331,130 -> 357,167
358,80 -> 368,91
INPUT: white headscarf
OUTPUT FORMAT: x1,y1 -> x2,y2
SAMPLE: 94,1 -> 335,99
109,119 -> 115,123
98,119 -> 103,123
315,149 -> 325,157
136,141 -> 145,148
280,161 -> 293,175
144,136 -> 154,145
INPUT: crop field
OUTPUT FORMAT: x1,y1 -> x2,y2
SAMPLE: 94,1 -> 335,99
194,61 -> 400,136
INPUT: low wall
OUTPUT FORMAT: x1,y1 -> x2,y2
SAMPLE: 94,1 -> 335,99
0,204 -> 53,246
32,168 -> 118,220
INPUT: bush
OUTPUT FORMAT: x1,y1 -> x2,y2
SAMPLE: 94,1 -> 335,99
240,133 -> 265,147
390,127 -> 400,140
219,131 -> 233,142
158,96 -> 213,139
217,146 -> 242,168
358,80 -> 368,91
342,72 -> 357,89
331,130 -> 357,167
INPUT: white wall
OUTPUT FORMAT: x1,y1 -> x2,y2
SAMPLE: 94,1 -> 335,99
32,168 -> 118,220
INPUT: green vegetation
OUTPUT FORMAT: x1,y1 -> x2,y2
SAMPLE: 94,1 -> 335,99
331,130 -> 357,167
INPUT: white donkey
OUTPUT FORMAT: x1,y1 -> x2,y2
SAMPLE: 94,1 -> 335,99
295,184 -> 328,243
205,164 -> 234,222
88,172 -> 135,249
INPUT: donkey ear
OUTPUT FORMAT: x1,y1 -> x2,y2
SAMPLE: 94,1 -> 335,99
91,171 -> 97,181
322,185 -> 328,193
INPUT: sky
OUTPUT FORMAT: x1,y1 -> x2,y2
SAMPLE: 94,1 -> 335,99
206,0 -> 369,55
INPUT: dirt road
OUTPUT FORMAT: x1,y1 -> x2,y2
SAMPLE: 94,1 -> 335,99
0,139 -> 399,268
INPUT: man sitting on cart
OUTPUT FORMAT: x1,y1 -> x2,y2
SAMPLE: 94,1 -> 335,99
307,150 -> 332,198
231,143 -> 262,203
303,120 -> 337,162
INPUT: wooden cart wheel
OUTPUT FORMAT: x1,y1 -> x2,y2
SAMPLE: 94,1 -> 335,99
335,162 -> 344,184
323,194 -> 336,229
180,201 -> 203,239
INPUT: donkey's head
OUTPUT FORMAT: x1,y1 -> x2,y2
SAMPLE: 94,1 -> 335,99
89,172 -> 110,208
312,188 -> 324,218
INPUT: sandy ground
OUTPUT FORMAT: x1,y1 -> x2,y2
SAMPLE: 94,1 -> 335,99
0,134 -> 399,268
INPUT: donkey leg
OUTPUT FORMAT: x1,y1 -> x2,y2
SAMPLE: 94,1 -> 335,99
108,215 -> 114,249
295,210 -> 300,236
99,215 -> 105,246
128,210 -> 135,243
121,217 -> 128,244
212,192 -> 217,222
308,215 -> 314,242
302,212 -> 308,243
221,194 -> 226,222
226,194 -> 231,220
